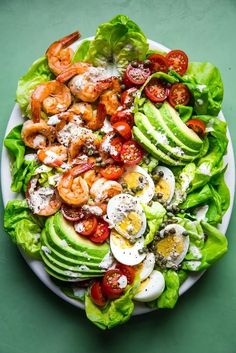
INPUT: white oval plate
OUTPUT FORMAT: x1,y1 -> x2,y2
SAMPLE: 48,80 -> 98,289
1,38 -> 235,315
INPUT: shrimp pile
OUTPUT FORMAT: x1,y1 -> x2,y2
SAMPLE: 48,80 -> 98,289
23,31 -> 127,217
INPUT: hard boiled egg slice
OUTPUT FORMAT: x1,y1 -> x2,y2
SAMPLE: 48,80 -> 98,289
110,230 -> 146,266
155,224 -> 189,268
134,270 -> 165,302
107,194 -> 146,239
121,166 -> 155,204
135,252 -> 155,281
153,166 -> 175,204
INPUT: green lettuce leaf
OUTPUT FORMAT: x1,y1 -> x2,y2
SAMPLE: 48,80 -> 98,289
176,105 -> 193,123
72,40 -> 91,63
142,202 -> 166,246
16,56 -> 54,116
4,200 -> 44,259
85,286 -> 135,329
157,270 -> 180,309
84,15 -> 148,74
181,218 -> 227,271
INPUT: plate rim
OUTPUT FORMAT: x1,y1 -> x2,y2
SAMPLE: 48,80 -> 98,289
1,37 -> 235,315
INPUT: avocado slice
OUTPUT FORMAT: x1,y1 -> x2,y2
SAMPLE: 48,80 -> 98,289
133,126 -> 185,166
159,102 -> 203,150
134,112 -> 197,163
53,212 -> 109,258
143,101 -> 199,155
45,216 -> 104,263
41,228 -> 104,269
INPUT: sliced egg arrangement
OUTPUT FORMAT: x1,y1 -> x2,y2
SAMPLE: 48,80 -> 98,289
153,166 -> 175,204
155,224 -> 189,268
121,166 -> 155,204
135,252 -> 155,281
110,230 -> 146,266
107,193 -> 146,239
134,270 -> 165,302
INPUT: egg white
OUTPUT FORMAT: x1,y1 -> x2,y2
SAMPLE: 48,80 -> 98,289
121,166 -> 155,204
110,230 -> 146,266
135,252 -> 155,281
134,270 -> 165,302
107,193 -> 146,239
154,166 -> 175,204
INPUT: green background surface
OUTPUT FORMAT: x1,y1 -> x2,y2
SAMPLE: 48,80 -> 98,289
0,0 -> 236,352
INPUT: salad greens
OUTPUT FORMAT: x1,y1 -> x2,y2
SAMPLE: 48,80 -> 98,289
3,14 -> 231,330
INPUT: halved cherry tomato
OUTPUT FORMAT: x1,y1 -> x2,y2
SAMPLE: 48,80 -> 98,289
109,136 -> 124,162
90,281 -> 107,307
75,216 -> 98,237
166,50 -> 188,76
120,140 -> 143,165
116,264 -> 135,284
90,219 -> 110,244
102,269 -> 127,299
148,53 -> 168,73
186,119 -> 206,137
110,109 -> 134,127
100,164 -> 124,180
61,204 -> 84,222
121,87 -> 138,107
112,121 -> 132,140
124,62 -> 151,85
168,83 -> 191,107
144,78 -> 169,103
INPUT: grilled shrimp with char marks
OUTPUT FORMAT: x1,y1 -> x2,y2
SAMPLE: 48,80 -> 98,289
46,31 -> 80,76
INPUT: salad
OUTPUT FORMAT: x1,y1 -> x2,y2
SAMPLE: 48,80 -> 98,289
3,15 -> 229,329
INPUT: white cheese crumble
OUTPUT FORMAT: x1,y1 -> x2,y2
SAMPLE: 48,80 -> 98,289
172,146 -> 185,156
64,271 -> 80,278
35,165 -> 52,174
189,245 -> 202,260
77,265 -> 89,272
196,98 -> 204,106
99,252 -> 115,270
60,239 -> 68,248
196,84 -> 206,92
74,222 -> 85,233
82,205 -> 103,216
195,205 -> 209,221
47,114 -> 61,125
117,275 -> 128,289
24,153 -> 38,162
198,162 -> 211,176
28,181 -> 55,214
101,118 -> 113,134
186,260 -> 201,271
41,246 -> 51,255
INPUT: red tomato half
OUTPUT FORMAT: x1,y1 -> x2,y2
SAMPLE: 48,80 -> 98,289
75,216 -> 98,237
186,119 -> 206,137
168,83 -> 191,107
166,50 -> 188,76
110,136 -> 124,162
110,109 -> 134,127
61,204 -> 84,222
90,281 -> 107,307
120,140 -> 143,165
102,269 -> 127,299
90,220 -> 110,244
116,264 -> 135,284
148,53 -> 168,73
124,62 -> 151,85
121,87 -> 138,107
144,78 -> 169,103
112,121 -> 132,140
100,164 -> 124,180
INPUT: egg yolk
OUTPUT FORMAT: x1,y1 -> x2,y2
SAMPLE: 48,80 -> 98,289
112,231 -> 133,249
123,172 -> 148,196
155,179 -> 171,202
118,211 -> 142,236
137,277 -> 150,293
156,234 -> 184,258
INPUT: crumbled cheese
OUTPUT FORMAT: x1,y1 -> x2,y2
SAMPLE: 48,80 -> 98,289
41,246 -> 51,255
99,252 -> 115,269
101,133 -> 114,153
74,222 -> 85,233
28,183 -> 55,214
33,134 -> 46,148
189,245 -> 202,260
77,265 -> 89,272
172,146 -> 185,156
64,270 -> 80,278
196,84 -> 206,92
47,114 -> 61,125
198,162 -> 211,176
196,98 -> 204,106
117,275 -> 128,289
35,165 -> 52,174
195,205 -> 209,221
186,260 -> 201,271
101,118 -> 113,133
60,239 -> 68,248
24,153 -> 38,162
34,233 -> 41,241
82,205 -> 103,216
44,150 -> 60,165
48,173 -> 62,186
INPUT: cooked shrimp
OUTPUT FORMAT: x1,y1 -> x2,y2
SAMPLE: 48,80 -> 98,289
46,31 -> 80,75
37,145 -> 68,167
21,120 -> 56,149
83,169 -> 100,188
69,102 -> 106,130
99,78 -> 121,115
31,80 -> 72,123
57,166 -> 89,206
90,178 -> 122,202
68,131 -> 100,160
26,178 -> 61,216
56,62 -> 90,82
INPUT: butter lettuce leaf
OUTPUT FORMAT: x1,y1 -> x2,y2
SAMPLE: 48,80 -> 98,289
85,286 -> 135,329
157,270 -> 180,309
4,200 -> 44,259
72,40 -> 91,63
84,15 -> 148,74
16,56 -> 54,116
142,202 -> 166,246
